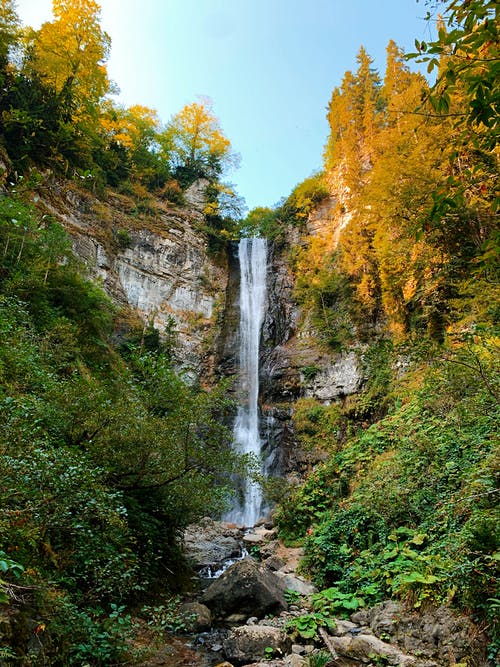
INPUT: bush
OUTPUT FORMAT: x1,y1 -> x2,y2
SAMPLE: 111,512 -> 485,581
301,505 -> 388,588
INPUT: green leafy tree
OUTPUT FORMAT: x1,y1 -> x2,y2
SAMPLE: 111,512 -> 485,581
0,0 -> 19,73
98,102 -> 170,188
411,0 -> 499,150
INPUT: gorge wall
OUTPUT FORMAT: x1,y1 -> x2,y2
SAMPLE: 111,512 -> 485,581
33,176 -> 367,480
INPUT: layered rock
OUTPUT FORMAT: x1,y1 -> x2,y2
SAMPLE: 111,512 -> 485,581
33,179 -> 226,376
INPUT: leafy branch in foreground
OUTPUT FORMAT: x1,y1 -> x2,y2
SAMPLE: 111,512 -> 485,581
409,1 -> 499,148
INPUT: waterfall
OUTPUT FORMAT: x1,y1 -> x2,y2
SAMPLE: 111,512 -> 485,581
226,237 -> 268,527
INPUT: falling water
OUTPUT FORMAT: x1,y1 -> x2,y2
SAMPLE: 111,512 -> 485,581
225,237 -> 268,527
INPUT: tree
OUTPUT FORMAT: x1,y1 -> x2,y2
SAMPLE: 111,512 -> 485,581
25,0 -> 111,122
0,0 -> 19,71
163,98 -> 234,186
324,47 -> 383,195
411,0 -> 499,149
99,102 -> 170,187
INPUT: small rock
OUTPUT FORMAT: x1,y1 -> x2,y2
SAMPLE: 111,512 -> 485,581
331,619 -> 358,636
243,533 -> 265,545
259,539 -> 280,558
350,609 -> 369,625
225,613 -> 248,626
368,599 -> 402,636
263,555 -> 285,571
291,644 -> 305,654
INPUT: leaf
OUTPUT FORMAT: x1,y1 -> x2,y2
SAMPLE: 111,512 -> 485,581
399,572 -> 440,585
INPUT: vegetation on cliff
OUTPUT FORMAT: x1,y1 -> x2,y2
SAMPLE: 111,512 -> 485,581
0,0 -> 240,242
274,1 -> 499,661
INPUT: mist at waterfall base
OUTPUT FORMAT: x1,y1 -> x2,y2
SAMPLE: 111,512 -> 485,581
224,237 -> 268,528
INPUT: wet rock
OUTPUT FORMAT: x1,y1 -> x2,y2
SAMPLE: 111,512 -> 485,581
183,518 -> 243,572
201,558 -> 287,620
223,625 -> 291,665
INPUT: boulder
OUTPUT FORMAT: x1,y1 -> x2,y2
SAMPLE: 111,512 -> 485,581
223,625 -> 291,664
353,600 -> 486,665
274,572 -> 316,596
178,601 -> 211,631
201,557 -> 287,620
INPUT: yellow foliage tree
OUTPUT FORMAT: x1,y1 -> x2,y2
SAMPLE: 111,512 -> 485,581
163,98 -> 233,184
25,0 -> 111,121
100,104 -> 161,151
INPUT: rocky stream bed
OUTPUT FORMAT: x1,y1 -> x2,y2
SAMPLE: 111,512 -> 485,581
134,519 -> 488,667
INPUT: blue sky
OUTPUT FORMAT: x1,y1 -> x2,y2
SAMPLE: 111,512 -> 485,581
15,1 -> 435,211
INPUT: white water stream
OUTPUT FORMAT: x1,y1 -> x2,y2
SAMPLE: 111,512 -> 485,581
225,237 -> 268,527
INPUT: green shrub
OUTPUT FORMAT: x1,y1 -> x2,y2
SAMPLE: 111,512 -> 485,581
115,228 -> 131,248
285,612 -> 336,640
311,587 -> 365,618
301,505 -> 388,588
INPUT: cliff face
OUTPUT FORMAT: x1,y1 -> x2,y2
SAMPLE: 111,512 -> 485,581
261,233 -> 364,408
32,176 -> 365,476
256,224 -> 365,477
34,179 -> 227,376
